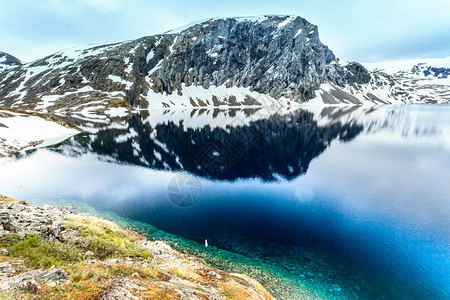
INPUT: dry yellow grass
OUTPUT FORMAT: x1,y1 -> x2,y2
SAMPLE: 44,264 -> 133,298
0,194 -> 27,204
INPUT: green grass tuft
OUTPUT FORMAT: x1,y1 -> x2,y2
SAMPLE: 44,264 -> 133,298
63,215 -> 148,259
1,235 -> 82,268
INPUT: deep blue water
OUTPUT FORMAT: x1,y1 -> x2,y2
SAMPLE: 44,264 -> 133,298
0,105 -> 449,299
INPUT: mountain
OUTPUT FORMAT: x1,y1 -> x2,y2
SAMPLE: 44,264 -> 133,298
362,57 -> 450,103
0,15 -> 448,115
0,52 -> 22,73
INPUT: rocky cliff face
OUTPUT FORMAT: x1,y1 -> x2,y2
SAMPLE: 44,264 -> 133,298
0,16 -> 447,114
155,16 -> 336,103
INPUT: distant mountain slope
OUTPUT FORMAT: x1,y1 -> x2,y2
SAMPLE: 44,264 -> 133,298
0,52 -> 22,73
362,57 -> 450,103
363,57 -> 450,74
0,16 -> 448,115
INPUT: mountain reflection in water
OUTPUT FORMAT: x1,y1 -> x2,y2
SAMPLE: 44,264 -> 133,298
49,107 -> 365,181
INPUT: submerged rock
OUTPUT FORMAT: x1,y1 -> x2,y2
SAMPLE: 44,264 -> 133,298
330,283 -> 342,292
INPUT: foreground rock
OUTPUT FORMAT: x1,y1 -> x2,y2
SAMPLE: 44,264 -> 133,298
0,195 -> 272,299
1,267 -> 68,290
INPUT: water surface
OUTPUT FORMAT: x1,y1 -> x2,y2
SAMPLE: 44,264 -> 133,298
0,105 -> 449,299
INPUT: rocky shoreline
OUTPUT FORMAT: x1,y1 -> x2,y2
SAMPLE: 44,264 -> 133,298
0,195 -> 272,299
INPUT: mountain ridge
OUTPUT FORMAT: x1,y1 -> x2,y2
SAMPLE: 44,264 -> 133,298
0,15 -> 448,117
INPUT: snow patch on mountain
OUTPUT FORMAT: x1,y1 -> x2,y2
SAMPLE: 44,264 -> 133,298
0,110 -> 78,159
144,83 -> 297,109
166,15 -> 292,34
108,75 -> 133,90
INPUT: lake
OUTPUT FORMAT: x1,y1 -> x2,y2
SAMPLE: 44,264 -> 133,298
0,104 -> 449,299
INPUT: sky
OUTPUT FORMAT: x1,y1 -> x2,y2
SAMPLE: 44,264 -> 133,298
0,0 -> 449,63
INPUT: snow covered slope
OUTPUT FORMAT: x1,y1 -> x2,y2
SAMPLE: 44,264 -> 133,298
361,57 -> 450,103
0,110 -> 79,159
0,52 -> 22,73
363,57 -> 450,74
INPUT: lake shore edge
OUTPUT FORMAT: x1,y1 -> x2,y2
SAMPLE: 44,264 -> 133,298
0,195 -> 273,299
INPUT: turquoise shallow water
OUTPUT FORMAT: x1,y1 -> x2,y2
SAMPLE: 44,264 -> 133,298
24,199 -> 375,299
0,105 -> 449,299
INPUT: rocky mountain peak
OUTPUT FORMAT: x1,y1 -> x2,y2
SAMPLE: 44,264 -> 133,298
0,52 -> 22,73
149,15 -> 335,102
